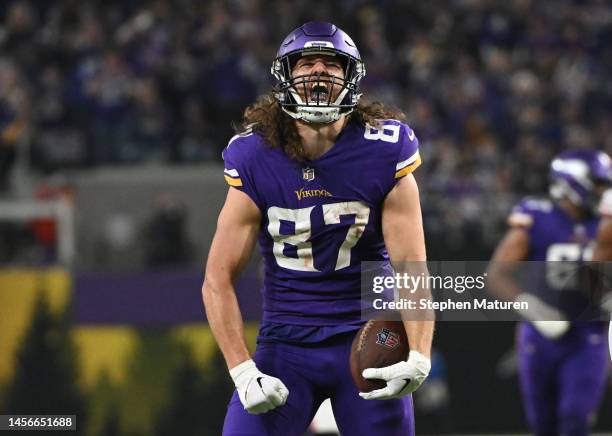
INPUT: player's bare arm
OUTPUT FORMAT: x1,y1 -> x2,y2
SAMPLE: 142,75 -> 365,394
203,188 -> 289,415
488,227 -> 529,301
592,217 -> 612,261
382,174 -> 433,356
202,187 -> 260,369
594,188 -> 612,262
359,174 -> 433,400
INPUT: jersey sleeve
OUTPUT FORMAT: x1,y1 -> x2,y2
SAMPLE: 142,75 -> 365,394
394,123 -> 421,180
507,197 -> 550,228
221,133 -> 264,210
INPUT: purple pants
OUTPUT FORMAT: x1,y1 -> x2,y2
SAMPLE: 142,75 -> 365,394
517,322 -> 609,436
223,332 -> 414,436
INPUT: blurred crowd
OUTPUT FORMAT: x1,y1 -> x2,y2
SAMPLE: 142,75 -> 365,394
1,0 -> 611,261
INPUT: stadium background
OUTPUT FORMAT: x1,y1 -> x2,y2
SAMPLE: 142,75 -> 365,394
0,0 -> 611,434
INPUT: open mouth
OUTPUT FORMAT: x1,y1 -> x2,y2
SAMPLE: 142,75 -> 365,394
310,84 -> 330,103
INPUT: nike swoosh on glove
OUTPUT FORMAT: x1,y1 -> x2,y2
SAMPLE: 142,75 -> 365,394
230,359 -> 289,414
359,350 -> 431,400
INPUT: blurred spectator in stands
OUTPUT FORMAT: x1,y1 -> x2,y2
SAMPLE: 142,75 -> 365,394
177,97 -> 216,161
0,1 -> 37,67
144,192 -> 193,268
84,50 -> 133,163
126,78 -> 170,162
31,65 -> 87,172
0,59 -> 30,193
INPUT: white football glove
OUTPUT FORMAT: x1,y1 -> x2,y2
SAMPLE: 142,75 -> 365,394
530,320 -> 570,340
359,350 -> 431,400
515,293 -> 570,340
230,359 -> 289,414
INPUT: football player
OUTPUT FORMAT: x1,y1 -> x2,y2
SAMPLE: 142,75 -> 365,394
490,150 -> 611,435
202,22 -> 434,435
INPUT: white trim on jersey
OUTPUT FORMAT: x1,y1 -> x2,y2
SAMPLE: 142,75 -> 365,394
224,168 -> 240,177
226,125 -> 255,150
508,212 -> 534,228
396,150 -> 420,171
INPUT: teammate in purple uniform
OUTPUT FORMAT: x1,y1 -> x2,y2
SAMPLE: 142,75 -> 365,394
491,150 -> 611,435
202,22 -> 434,435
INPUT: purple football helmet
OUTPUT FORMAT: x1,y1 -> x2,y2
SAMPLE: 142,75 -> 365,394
271,22 -> 365,123
549,149 -> 612,214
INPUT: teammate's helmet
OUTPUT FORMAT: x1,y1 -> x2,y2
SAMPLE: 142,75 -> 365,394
549,149 -> 612,214
271,22 -> 365,124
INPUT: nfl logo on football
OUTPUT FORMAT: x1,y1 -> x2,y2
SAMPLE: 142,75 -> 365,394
303,167 -> 315,181
376,328 -> 400,350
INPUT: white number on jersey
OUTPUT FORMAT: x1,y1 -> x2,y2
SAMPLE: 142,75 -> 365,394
545,243 -> 593,290
267,206 -> 317,272
322,202 -> 371,270
267,201 -> 371,272
364,123 -> 401,143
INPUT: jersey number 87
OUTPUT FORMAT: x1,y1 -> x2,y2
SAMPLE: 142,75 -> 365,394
267,201 -> 370,272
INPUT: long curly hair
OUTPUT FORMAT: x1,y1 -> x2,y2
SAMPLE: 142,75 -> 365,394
233,93 -> 406,161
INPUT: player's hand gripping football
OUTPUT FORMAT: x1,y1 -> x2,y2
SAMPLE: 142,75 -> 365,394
230,359 -> 289,414
359,350 -> 431,400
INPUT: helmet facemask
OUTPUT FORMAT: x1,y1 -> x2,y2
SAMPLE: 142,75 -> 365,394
272,49 -> 365,124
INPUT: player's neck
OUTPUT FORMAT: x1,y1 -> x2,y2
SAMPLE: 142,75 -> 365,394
295,116 -> 347,160
559,199 -> 586,221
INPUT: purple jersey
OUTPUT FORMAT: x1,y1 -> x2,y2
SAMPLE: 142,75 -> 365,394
223,120 -> 420,335
510,198 -> 609,435
508,197 -> 600,320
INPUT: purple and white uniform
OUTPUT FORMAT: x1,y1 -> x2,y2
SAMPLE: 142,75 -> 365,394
508,197 -> 609,436
221,120 -> 420,435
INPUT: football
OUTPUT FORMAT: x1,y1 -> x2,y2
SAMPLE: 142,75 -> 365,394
350,320 -> 409,393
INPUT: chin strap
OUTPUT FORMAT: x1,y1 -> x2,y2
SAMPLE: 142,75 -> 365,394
281,105 -> 344,124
